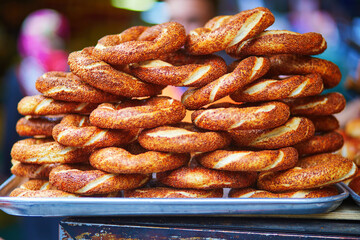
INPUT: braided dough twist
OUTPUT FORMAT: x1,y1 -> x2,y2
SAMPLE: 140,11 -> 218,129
267,54 -> 341,89
307,115 -> 339,132
229,117 -> 315,149
191,101 -> 290,131
230,74 -> 323,102
11,138 -> 90,164
185,7 -> 274,55
89,96 -> 186,129
138,122 -> 231,153
49,164 -> 150,195
229,186 -> 338,198
130,50 -> 227,87
68,47 -> 163,98
294,131 -> 344,156
285,92 -> 346,116
89,147 -> 190,174
157,166 -> 257,189
16,116 -> 61,137
197,147 -> 298,172
17,95 -> 98,116
124,187 -> 223,198
257,153 -> 357,192
11,160 -> 59,179
181,56 -> 270,110
93,22 -> 186,65
52,115 -> 139,148
36,71 -> 122,103
226,30 -> 327,58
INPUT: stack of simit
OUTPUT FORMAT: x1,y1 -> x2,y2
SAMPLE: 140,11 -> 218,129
8,7 -> 357,198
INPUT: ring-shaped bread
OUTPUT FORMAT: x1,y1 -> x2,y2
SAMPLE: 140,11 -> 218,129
230,74 -> 324,102
191,101 -> 290,131
92,22 -> 186,65
129,49 -> 227,87
52,114 -> 139,148
17,95 -> 98,116
89,146 -> 190,174
197,147 -> 298,172
228,186 -> 338,198
49,164 -> 150,195
124,187 -> 223,198
89,96 -> 186,129
157,165 -> 257,189
257,153 -> 357,192
36,71 -> 122,103
285,92 -> 346,116
294,131 -> 344,156
16,115 -> 62,137
226,30 -> 327,58
68,47 -> 163,98
138,122 -> 231,153
10,160 -> 60,179
267,54 -> 341,89
185,7 -> 274,55
10,138 -> 91,164
229,117 -> 315,149
181,56 -> 270,110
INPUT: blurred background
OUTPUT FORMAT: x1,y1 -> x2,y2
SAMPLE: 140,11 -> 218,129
0,0 -> 359,239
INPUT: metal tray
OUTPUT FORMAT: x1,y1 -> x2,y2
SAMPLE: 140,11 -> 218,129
340,182 -> 360,207
0,176 -> 349,217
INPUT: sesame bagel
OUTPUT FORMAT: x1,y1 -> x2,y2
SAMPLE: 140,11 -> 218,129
138,122 -> 231,153
89,147 -> 190,174
197,147 -> 298,172
89,96 -> 186,129
181,56 -> 270,110
191,101 -> 290,131
229,117 -> 315,149
257,153 -> 357,192
49,164 -> 150,195
157,166 -> 257,189
52,115 -> 139,148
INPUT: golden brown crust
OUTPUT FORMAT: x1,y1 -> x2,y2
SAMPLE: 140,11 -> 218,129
181,56 -> 270,110
294,131 -> 344,156
284,92 -> 346,116
138,122 -> 231,153
307,115 -> 339,132
36,71 -> 122,103
191,101 -> 290,131
267,54 -> 341,89
185,7 -> 274,55
226,30 -> 327,58
130,50 -> 227,87
9,188 -> 78,198
348,173 -> 360,195
68,47 -> 163,98
89,96 -> 186,129
197,147 -> 298,172
92,22 -> 186,65
229,186 -> 338,198
157,166 -> 257,189
52,115 -> 139,148
89,147 -> 190,174
230,74 -> 324,102
49,164 -> 150,195
17,95 -> 98,116
257,153 -> 358,192
229,117 -> 315,149
124,187 -> 223,198
337,130 -> 360,164
11,160 -> 60,179
19,179 -> 54,190
16,116 -> 61,137
10,138 -> 91,164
